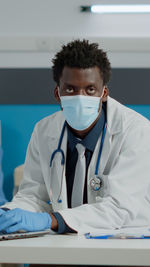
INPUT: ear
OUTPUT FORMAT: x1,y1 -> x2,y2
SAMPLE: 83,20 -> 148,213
102,86 -> 109,102
54,86 -> 61,103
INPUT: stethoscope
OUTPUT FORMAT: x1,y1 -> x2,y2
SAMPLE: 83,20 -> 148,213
49,121 -> 107,204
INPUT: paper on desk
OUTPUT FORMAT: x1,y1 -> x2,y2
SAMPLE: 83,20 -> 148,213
86,227 -> 150,237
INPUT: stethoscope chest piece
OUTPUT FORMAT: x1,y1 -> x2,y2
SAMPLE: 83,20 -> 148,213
90,175 -> 102,191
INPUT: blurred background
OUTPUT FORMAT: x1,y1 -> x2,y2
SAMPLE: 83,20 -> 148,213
0,0 -> 150,200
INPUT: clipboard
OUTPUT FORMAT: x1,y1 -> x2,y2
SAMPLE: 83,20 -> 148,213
85,227 -> 150,239
85,233 -> 150,239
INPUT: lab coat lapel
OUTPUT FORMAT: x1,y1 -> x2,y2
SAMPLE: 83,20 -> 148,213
98,126 -> 112,175
48,113 -> 68,211
100,96 -> 123,174
87,128 -> 112,203
87,96 -> 123,203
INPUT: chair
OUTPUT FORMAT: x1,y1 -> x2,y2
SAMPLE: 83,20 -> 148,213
13,164 -> 24,195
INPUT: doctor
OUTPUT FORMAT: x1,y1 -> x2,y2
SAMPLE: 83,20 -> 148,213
0,39 -> 150,236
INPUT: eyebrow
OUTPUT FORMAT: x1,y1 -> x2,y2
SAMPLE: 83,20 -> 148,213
63,83 -> 75,87
63,83 -> 97,88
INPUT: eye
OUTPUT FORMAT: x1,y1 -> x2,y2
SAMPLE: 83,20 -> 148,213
65,87 -> 74,94
86,87 -> 96,95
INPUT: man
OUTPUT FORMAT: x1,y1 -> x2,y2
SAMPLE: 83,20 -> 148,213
0,39 -> 150,237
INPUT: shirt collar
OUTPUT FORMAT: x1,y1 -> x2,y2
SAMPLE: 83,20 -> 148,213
67,103 -> 106,152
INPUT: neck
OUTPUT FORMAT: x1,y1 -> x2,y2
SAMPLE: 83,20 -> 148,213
69,112 -> 101,139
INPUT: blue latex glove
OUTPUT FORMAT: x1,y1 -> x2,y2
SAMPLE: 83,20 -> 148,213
0,208 -> 5,216
0,208 -> 51,233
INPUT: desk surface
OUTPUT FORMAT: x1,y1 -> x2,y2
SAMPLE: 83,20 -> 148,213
0,233 -> 150,265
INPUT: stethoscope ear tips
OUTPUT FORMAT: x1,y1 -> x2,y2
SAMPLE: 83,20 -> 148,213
57,199 -> 62,203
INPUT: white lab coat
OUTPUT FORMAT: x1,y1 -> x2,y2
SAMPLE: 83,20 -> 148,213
3,96 -> 150,234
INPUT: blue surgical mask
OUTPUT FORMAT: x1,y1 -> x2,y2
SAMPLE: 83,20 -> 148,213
60,92 -> 104,131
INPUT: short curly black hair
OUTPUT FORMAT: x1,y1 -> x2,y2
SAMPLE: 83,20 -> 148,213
52,39 -> 111,86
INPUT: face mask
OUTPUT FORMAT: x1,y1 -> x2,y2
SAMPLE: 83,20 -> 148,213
59,91 -> 104,131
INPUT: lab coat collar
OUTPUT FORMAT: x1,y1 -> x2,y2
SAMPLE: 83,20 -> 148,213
106,96 -> 124,135
47,111 -> 65,138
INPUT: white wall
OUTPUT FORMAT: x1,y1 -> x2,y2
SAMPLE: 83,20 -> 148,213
0,0 -> 150,67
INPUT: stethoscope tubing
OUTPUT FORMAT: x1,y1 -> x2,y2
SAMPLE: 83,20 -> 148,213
50,121 -> 106,171
95,123 -> 107,175
50,122 -> 66,167
49,120 -> 107,203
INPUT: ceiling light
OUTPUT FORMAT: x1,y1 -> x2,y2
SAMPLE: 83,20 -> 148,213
81,5 -> 150,14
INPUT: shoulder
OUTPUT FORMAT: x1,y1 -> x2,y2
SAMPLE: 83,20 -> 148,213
32,111 -> 65,138
107,97 -> 150,149
107,96 -> 150,133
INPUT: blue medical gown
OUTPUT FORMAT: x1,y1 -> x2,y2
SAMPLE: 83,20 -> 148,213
0,146 -> 7,205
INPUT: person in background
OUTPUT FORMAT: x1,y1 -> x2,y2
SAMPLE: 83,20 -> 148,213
0,146 -> 7,205
0,40 -> 150,267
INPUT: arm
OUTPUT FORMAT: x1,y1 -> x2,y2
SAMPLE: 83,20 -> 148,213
51,212 -> 77,233
2,123 -> 51,213
51,213 -> 58,231
58,123 -> 150,233
0,120 -> 74,234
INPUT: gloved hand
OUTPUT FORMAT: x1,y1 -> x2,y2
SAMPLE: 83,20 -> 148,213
0,208 -> 51,233
0,208 -> 5,216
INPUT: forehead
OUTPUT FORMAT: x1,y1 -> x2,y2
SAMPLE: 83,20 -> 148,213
60,66 -> 103,85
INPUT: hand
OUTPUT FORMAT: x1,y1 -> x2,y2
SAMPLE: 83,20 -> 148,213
0,208 -> 51,233
0,208 -> 5,216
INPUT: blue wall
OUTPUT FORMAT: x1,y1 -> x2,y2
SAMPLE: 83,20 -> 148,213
0,105 -> 60,200
0,104 -> 150,201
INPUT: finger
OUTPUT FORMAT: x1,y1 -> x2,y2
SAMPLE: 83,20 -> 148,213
0,209 -> 6,216
0,208 -> 20,224
0,219 -> 15,232
0,209 -> 15,223
0,214 -> 14,231
0,210 -> 20,231
5,223 -> 24,234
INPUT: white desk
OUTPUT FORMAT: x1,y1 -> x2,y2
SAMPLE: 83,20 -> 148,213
0,233 -> 150,266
